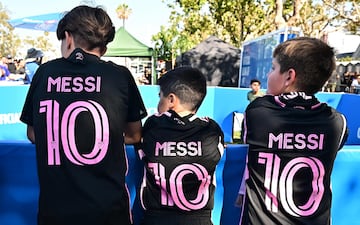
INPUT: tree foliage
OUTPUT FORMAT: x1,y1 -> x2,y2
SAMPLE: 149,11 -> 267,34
0,2 -> 55,59
116,3 -> 132,28
0,2 -> 19,57
153,0 -> 360,64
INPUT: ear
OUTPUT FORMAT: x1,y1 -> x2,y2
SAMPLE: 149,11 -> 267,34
285,68 -> 296,87
167,93 -> 178,109
64,31 -> 74,50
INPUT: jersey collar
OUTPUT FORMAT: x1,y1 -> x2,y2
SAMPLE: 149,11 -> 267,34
275,92 -> 322,110
66,48 -> 99,64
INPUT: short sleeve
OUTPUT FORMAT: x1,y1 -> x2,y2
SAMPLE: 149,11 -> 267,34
127,74 -> 147,122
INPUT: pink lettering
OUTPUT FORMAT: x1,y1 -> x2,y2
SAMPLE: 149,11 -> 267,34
61,77 -> 72,92
155,141 -> 202,156
294,134 -> 306,149
268,133 -> 324,150
47,76 -> 101,93
283,133 -> 294,149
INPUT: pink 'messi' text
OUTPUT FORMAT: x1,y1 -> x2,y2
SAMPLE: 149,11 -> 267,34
47,76 -> 101,93
268,133 -> 324,150
155,141 -> 202,157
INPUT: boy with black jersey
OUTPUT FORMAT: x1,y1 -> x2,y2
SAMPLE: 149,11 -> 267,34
238,37 -> 348,225
20,6 -> 147,225
137,67 -> 225,225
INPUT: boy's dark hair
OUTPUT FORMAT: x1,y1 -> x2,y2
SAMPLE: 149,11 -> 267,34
273,37 -> 335,95
158,66 -> 207,112
56,5 -> 115,53
250,79 -> 261,85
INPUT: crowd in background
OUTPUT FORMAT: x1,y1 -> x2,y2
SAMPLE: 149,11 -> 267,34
0,48 -> 44,84
323,71 -> 360,94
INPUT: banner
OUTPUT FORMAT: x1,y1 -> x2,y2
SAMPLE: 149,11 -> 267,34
0,85 -> 359,144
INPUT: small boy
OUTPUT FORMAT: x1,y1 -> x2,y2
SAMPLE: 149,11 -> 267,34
137,67 -> 225,225
247,79 -> 264,102
239,37 -> 348,225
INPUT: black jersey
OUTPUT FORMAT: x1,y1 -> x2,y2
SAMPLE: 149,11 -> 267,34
20,48 -> 147,225
239,92 -> 348,225
138,110 -> 224,218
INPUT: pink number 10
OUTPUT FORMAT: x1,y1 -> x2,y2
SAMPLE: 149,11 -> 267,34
258,152 -> 325,217
148,162 -> 211,211
39,100 -> 110,166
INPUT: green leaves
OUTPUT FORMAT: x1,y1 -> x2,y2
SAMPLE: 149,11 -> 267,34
153,0 -> 360,66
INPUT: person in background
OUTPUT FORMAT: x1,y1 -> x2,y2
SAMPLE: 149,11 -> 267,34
0,56 -> 10,81
247,78 -> 264,102
6,55 -> 17,74
238,37 -> 348,225
15,59 -> 26,75
137,67 -> 224,225
24,48 -> 44,84
350,73 -> 360,94
159,67 -> 167,79
20,5 -> 147,225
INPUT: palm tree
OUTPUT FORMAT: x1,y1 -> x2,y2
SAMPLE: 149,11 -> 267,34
116,4 -> 132,28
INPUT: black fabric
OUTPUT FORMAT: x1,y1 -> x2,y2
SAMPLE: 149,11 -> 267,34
138,110 -> 224,224
20,48 -> 147,225
240,92 -> 348,225
140,210 -> 213,225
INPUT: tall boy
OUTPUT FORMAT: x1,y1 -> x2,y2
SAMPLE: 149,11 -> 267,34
137,67 -> 224,225
20,6 -> 147,225
239,37 -> 348,225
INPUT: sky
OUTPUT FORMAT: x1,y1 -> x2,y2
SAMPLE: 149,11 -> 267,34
3,0 -> 359,57
3,0 -> 172,56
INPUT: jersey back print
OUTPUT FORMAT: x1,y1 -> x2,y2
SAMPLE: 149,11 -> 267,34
139,110 -> 224,215
20,48 -> 147,225
239,93 -> 348,225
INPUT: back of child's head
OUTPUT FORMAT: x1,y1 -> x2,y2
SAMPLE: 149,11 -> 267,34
158,66 -> 207,112
273,37 -> 335,95
56,5 -> 115,53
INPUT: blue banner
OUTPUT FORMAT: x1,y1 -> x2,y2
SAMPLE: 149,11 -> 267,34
0,85 -> 359,144
336,94 -> 360,144
1,143 -> 359,225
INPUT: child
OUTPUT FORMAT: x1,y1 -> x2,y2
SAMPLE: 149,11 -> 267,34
137,67 -> 225,225
238,37 -> 348,225
20,5 -> 147,225
247,79 -> 264,102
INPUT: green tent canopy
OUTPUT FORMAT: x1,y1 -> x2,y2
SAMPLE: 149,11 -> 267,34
105,27 -> 153,57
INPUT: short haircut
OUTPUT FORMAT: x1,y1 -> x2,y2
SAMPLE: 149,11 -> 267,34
56,5 -> 115,53
158,66 -> 207,112
250,79 -> 261,85
273,37 -> 335,95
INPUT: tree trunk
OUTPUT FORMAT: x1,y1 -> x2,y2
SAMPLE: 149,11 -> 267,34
274,0 -> 287,28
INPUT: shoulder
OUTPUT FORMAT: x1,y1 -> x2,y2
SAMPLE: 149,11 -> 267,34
196,116 -> 224,134
101,60 -> 131,74
143,112 -> 169,127
246,95 -> 274,109
37,58 -> 65,69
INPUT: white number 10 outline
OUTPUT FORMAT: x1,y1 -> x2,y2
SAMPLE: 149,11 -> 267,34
258,152 -> 325,217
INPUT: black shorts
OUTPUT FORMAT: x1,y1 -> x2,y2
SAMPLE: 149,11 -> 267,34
140,210 -> 213,225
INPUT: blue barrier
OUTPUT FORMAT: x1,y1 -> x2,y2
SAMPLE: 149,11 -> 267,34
336,94 -> 360,144
0,142 -> 359,225
0,142 -> 248,225
0,85 -> 359,144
